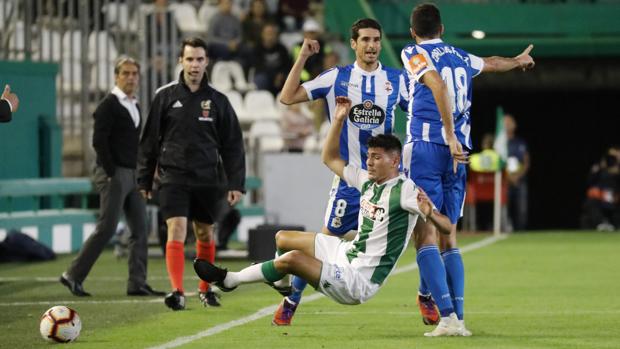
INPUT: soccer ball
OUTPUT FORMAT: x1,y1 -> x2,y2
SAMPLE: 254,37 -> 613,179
39,305 -> 82,343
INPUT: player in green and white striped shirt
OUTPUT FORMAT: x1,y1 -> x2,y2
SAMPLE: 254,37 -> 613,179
194,96 -> 461,336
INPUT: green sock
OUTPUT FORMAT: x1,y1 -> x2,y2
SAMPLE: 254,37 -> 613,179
261,260 -> 285,283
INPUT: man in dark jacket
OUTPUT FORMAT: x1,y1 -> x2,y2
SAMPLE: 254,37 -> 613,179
0,84 -> 19,122
138,37 -> 245,310
60,57 -> 165,297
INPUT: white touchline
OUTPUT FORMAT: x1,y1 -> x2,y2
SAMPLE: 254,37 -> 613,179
147,234 -> 507,349
0,293 -> 198,307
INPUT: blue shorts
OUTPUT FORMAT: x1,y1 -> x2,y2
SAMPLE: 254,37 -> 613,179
403,141 -> 466,224
323,175 -> 360,235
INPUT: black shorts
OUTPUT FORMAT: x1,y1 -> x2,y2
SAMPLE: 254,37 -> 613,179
159,184 -> 228,223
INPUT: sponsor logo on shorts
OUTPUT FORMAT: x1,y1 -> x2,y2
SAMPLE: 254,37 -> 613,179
322,281 -> 332,289
334,266 -> 342,280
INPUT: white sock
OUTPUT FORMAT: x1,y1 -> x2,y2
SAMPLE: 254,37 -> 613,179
224,263 -> 264,288
273,273 -> 291,288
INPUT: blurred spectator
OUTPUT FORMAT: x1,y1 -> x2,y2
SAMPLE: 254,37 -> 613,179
241,0 -> 274,49
207,0 -> 242,61
468,133 -> 507,231
281,103 -> 314,153
144,0 -> 181,100
291,18 -> 331,81
505,114 -> 530,231
249,22 -> 292,95
581,146 -> 620,231
277,0 -> 310,31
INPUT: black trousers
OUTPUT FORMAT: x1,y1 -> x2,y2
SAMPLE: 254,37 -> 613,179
66,166 -> 148,290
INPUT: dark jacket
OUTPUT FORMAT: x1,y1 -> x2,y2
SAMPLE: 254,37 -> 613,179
137,72 -> 245,192
92,93 -> 142,177
0,99 -> 12,123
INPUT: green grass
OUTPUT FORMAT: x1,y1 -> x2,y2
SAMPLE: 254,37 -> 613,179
1,232 -> 619,348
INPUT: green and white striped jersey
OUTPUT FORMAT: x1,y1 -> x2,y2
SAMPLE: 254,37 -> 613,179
342,165 -> 425,285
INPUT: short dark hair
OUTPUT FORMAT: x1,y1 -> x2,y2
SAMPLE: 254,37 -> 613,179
179,37 -> 208,57
350,18 -> 382,41
411,3 -> 442,38
114,56 -> 140,75
367,134 -> 402,155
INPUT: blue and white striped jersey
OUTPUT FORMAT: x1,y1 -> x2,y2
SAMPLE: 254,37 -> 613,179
401,39 -> 484,150
302,61 -> 409,169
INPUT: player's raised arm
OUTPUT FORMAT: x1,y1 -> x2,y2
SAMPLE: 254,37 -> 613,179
279,39 -> 320,105
321,96 -> 351,178
420,70 -> 468,173
482,44 -> 535,73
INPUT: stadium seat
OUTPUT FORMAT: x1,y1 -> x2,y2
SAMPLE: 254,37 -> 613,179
62,30 -> 82,60
58,59 -> 83,93
279,31 -> 303,52
88,31 -> 119,63
248,120 -> 284,153
244,90 -> 279,121
35,28 -> 62,62
7,20 -> 25,60
103,2 -> 138,32
170,3 -> 203,34
90,62 -> 115,92
223,90 -> 253,125
211,61 -> 251,92
197,2 -> 218,30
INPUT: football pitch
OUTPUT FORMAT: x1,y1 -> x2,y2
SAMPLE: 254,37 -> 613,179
1,232 -> 619,349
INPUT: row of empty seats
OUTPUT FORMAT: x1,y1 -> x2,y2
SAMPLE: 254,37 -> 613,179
247,120 -> 330,153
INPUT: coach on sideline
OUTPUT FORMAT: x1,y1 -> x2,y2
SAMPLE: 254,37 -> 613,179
0,84 -> 19,122
60,56 -> 165,298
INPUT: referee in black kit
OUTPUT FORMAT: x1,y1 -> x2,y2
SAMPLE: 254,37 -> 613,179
137,37 -> 246,310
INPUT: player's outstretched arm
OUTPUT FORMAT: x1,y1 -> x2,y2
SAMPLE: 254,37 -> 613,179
321,96 -> 351,178
417,188 -> 452,235
482,44 -> 535,73
279,39 -> 320,105
421,70 -> 468,173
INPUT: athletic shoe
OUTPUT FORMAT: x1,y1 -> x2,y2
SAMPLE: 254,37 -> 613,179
164,290 -> 186,311
423,313 -> 460,337
193,259 -> 237,292
417,293 -> 440,325
455,320 -> 473,337
265,282 -> 292,297
272,297 -> 298,326
199,290 -> 221,307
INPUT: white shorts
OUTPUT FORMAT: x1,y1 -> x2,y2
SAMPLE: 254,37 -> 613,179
313,234 -> 380,305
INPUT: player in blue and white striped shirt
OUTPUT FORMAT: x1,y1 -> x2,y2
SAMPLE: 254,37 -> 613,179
276,18 -> 409,325
400,3 -> 535,336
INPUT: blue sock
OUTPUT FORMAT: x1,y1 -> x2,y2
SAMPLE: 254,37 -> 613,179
442,248 -> 464,320
418,271 -> 429,296
417,245 -> 454,317
288,276 -> 307,304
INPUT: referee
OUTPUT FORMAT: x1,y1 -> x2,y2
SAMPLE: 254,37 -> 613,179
138,37 -> 245,310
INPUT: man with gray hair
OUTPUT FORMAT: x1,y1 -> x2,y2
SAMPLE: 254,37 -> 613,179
60,56 -> 165,298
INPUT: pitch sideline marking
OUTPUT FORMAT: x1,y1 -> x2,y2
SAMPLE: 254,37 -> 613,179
147,234 -> 507,349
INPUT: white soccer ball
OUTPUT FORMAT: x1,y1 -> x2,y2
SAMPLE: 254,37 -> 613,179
39,305 -> 82,343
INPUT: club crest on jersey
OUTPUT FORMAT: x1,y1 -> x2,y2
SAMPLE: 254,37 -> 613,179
384,81 -> 393,94
199,100 -> 213,121
349,100 -> 385,130
360,199 -> 385,222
